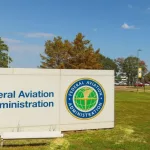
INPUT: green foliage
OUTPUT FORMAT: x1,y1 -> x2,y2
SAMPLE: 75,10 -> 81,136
115,75 -> 121,81
1,90 -> 150,150
40,33 -> 102,69
115,56 -> 147,85
100,54 -> 118,73
115,57 -> 124,74
123,57 -> 147,85
144,72 -> 150,82
49,138 -> 70,150
123,57 -> 138,85
0,37 -> 12,67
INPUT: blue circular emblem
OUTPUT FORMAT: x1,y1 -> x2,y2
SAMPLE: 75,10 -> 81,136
65,78 -> 105,119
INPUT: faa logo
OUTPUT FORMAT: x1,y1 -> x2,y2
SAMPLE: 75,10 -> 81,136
65,78 -> 105,119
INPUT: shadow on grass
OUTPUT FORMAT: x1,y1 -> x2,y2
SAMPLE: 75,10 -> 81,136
3,142 -> 48,147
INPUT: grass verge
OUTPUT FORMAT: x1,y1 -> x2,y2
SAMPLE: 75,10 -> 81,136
0,90 -> 150,150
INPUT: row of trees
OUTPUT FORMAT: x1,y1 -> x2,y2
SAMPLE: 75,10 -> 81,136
0,33 -> 150,83
40,33 -> 118,70
40,33 -> 149,84
40,33 -> 102,69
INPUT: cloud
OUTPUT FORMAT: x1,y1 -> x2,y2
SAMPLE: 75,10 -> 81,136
93,28 -> 98,32
8,43 -> 44,53
6,42 -> 44,68
2,37 -> 22,44
3,38 -> 44,53
146,7 -> 150,11
9,44 -> 44,68
19,32 -> 55,38
121,23 -> 138,30
1,37 -> 45,68
128,4 -> 132,9
144,7 -> 150,14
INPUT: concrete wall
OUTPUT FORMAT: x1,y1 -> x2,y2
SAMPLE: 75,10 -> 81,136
0,68 -> 114,133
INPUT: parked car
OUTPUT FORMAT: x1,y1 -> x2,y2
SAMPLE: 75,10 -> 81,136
144,83 -> 150,86
115,81 -> 127,86
119,82 -> 127,86
115,82 -> 120,86
134,82 -> 144,87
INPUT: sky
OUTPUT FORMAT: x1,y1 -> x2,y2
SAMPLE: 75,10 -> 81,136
0,0 -> 150,70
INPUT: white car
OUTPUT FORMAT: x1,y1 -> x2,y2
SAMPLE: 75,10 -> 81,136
144,83 -> 150,86
119,82 -> 127,86
115,82 -> 120,86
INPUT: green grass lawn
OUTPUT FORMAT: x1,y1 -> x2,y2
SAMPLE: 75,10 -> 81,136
1,91 -> 150,150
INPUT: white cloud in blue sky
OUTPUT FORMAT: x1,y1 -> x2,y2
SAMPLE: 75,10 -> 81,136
147,7 -> 150,11
2,37 -> 22,44
0,0 -> 150,70
9,43 -> 43,52
19,32 -> 55,38
2,37 -> 44,67
8,42 -> 44,68
121,23 -> 138,30
128,4 -> 133,9
93,28 -> 98,32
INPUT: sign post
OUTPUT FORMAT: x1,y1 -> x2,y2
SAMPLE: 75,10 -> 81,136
0,68 -> 114,140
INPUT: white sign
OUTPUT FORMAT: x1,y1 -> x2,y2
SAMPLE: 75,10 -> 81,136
0,68 -> 114,133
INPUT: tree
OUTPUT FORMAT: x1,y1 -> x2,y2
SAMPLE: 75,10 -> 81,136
0,38 -> 12,67
40,36 -> 71,69
115,56 -> 147,85
144,72 -> 150,82
99,54 -> 118,73
40,33 -> 102,69
114,58 -> 124,75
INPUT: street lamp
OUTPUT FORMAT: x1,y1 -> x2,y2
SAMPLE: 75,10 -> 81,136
137,49 -> 142,92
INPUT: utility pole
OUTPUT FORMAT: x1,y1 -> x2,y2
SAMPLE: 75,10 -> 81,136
137,49 -> 142,92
